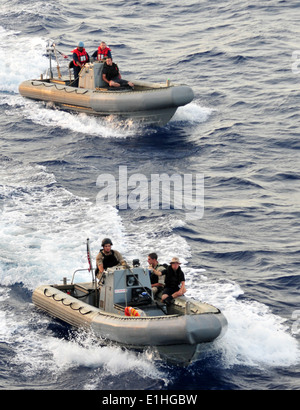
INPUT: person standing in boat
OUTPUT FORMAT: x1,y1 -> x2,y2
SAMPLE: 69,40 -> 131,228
161,257 -> 186,305
147,253 -> 166,296
92,41 -> 112,61
95,238 -> 127,278
72,41 -> 90,87
102,57 -> 134,89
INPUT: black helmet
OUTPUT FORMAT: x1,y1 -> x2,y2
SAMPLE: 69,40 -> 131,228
101,238 -> 113,247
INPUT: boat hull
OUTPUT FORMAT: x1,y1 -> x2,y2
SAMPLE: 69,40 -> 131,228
19,80 -> 194,126
32,284 -> 227,364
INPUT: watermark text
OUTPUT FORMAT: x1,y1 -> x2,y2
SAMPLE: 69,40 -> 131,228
96,166 -> 204,220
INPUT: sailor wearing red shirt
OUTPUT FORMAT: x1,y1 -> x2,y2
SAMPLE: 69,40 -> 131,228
92,41 -> 112,61
72,41 -> 90,87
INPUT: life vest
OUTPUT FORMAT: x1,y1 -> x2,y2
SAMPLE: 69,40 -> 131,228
124,306 -> 140,317
164,265 -> 185,289
97,46 -> 111,61
150,263 -> 167,284
100,249 -> 119,270
72,48 -> 89,66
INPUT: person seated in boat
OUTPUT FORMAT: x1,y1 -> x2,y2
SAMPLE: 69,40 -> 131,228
95,238 -> 127,278
72,41 -> 90,87
161,257 -> 186,305
147,252 -> 166,297
91,41 -> 112,61
102,57 -> 134,89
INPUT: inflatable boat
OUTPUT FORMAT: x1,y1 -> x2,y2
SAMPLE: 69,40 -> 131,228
32,242 -> 227,365
19,59 -> 194,126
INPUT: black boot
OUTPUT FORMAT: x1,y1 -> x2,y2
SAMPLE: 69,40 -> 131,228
164,295 -> 174,305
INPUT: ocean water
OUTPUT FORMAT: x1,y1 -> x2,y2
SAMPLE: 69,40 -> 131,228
0,0 -> 299,391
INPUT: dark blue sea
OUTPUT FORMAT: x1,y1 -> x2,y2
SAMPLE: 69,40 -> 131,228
0,0 -> 299,391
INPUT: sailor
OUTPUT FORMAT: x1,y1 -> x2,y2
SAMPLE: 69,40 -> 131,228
95,238 -> 127,278
147,252 -> 166,296
161,257 -> 186,305
102,57 -> 134,89
72,41 -> 90,87
92,41 -> 112,61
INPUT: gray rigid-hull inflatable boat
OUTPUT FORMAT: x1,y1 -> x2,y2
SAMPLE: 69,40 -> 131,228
32,261 -> 227,365
19,61 -> 194,126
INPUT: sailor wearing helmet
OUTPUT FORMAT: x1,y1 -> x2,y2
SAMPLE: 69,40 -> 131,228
95,238 -> 127,277
71,41 -> 90,87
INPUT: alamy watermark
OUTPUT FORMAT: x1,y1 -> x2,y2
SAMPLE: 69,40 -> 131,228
96,166 -> 204,220
291,51 -> 300,74
291,310 -> 300,335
